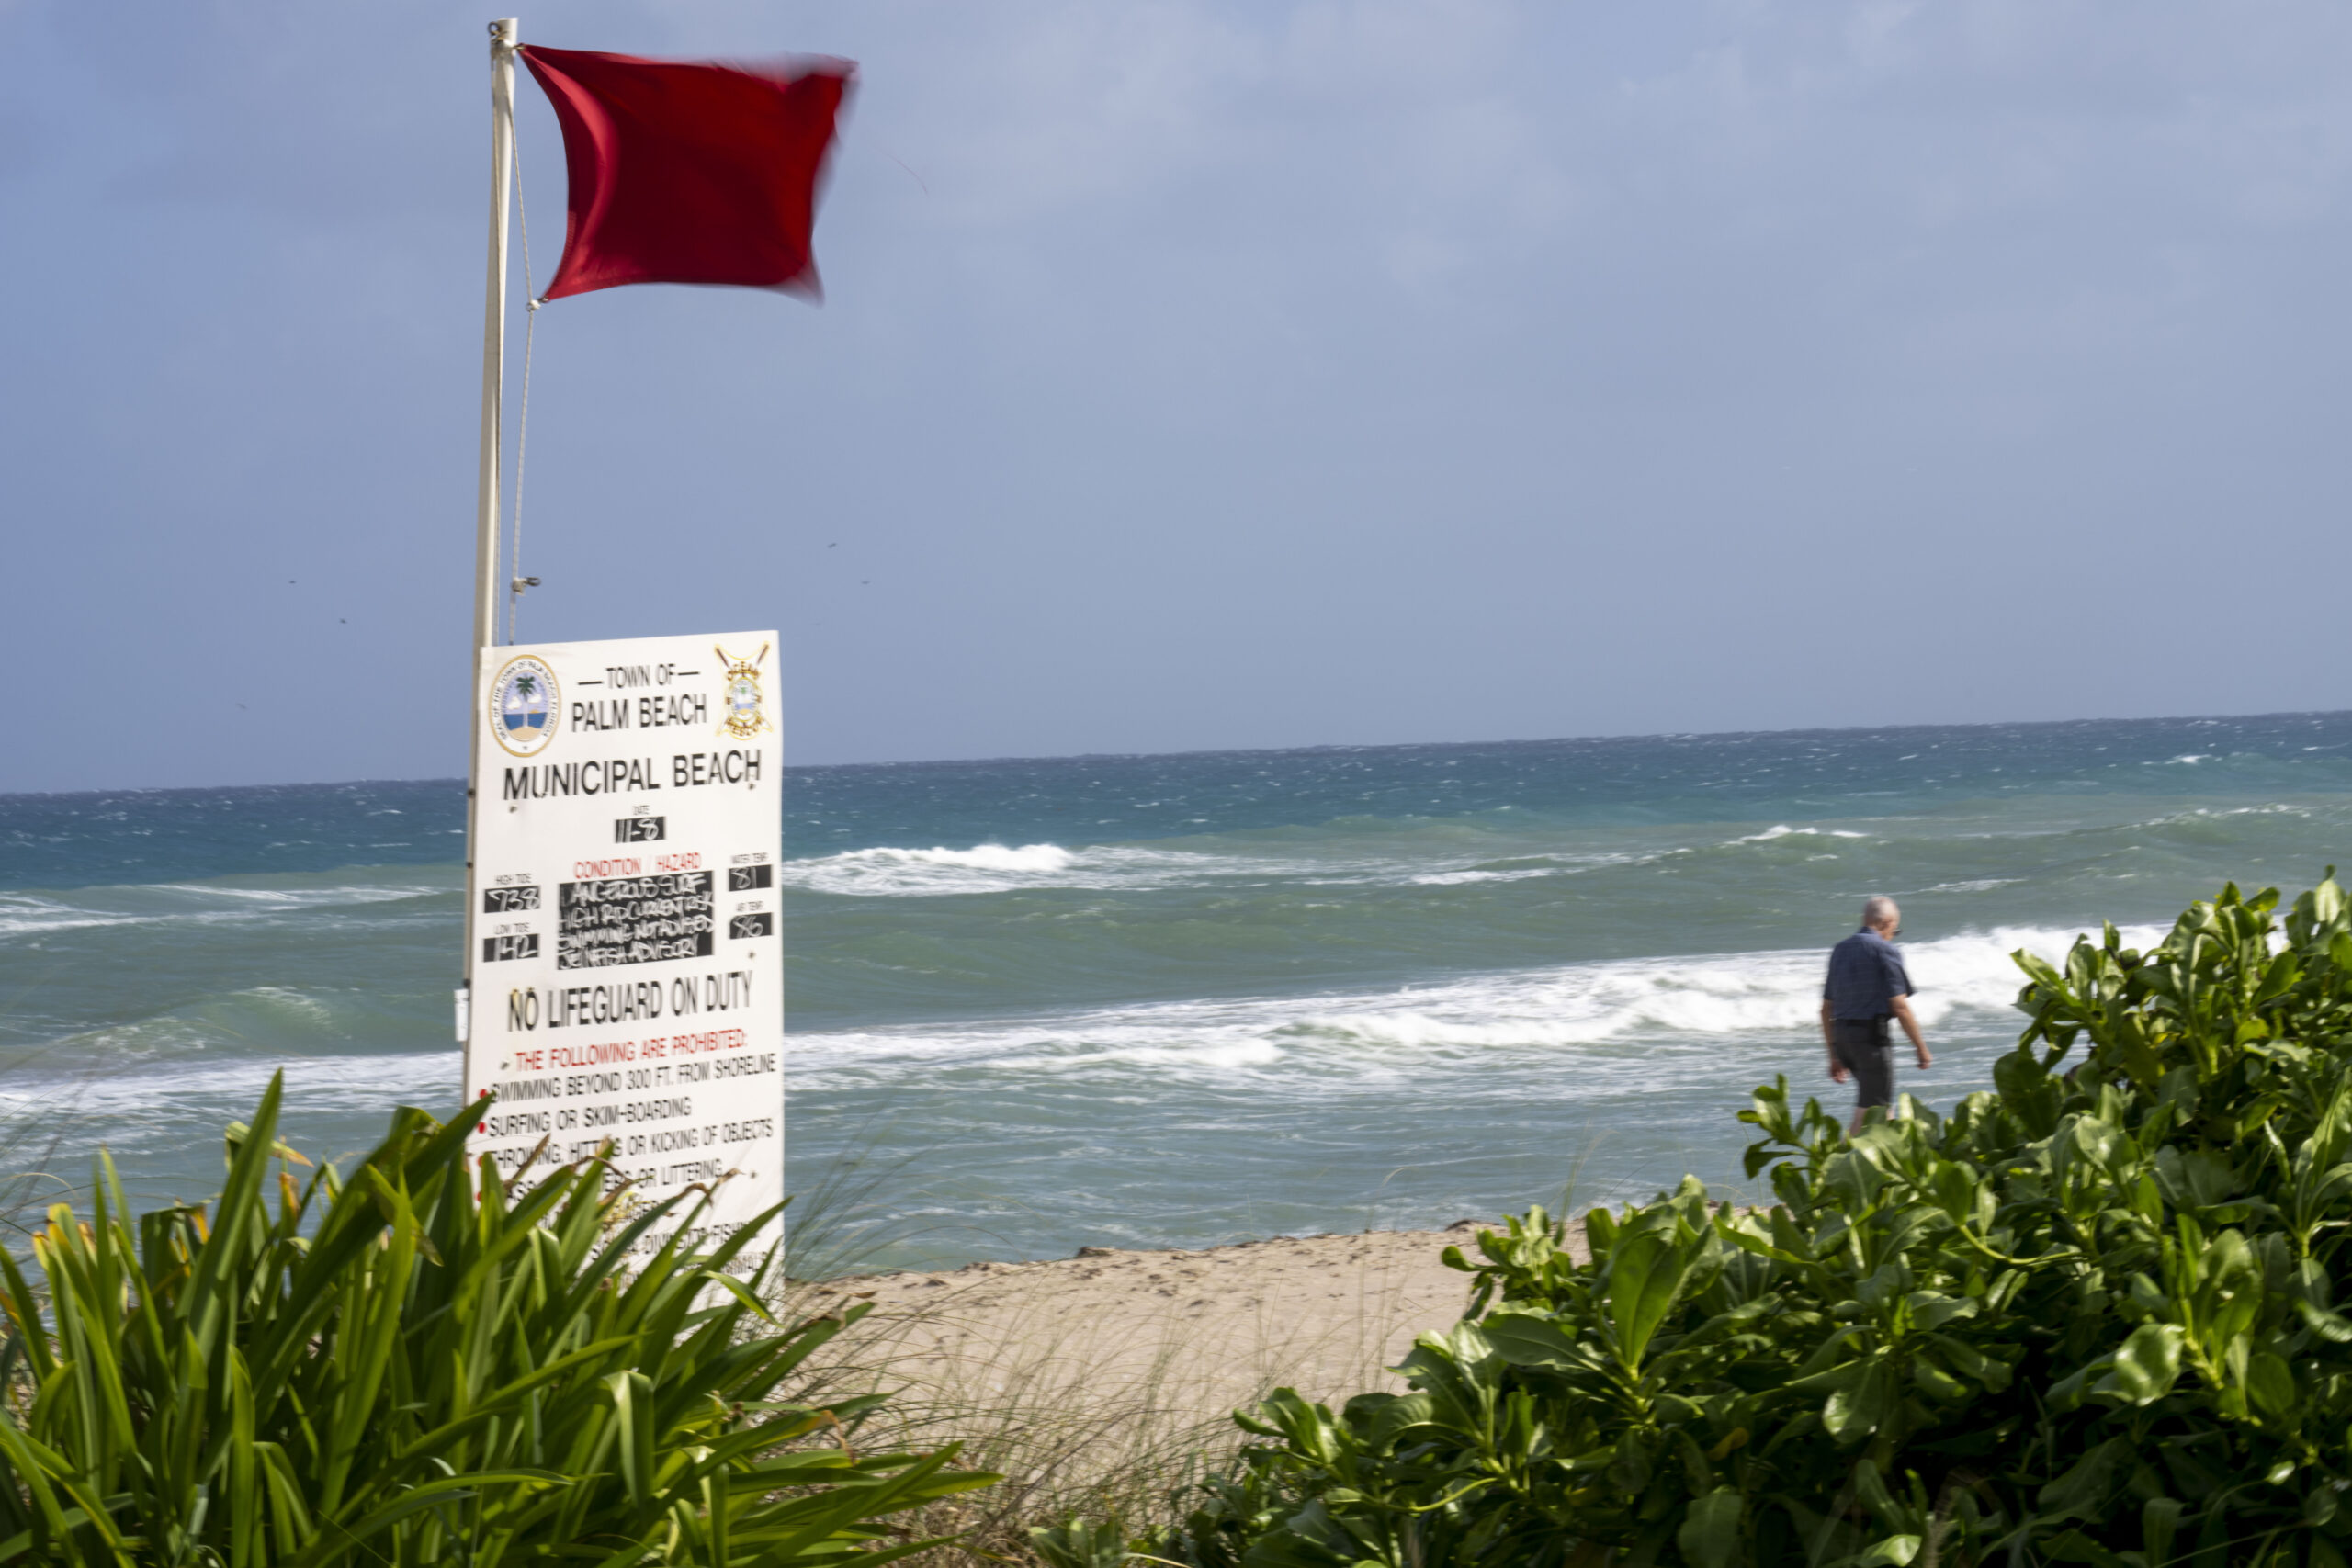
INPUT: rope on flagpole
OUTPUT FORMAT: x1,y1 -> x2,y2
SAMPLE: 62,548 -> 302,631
506,118 -> 542,644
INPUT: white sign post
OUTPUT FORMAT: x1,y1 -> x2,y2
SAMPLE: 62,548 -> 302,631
462,630 -> 783,1258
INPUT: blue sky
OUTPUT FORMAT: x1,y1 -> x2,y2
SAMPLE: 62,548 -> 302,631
5,2 -> 2350,791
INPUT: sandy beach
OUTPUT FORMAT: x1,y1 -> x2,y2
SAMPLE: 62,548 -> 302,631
830,1224 -> 1481,1404
802,1221 -> 1589,1517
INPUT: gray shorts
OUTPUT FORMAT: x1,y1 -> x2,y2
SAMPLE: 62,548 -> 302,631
1832,1016 -> 1895,1109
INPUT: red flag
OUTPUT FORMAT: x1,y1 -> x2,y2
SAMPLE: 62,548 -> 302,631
518,46 -> 854,302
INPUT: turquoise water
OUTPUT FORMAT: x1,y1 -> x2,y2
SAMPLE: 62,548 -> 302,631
5,714 -> 2350,1268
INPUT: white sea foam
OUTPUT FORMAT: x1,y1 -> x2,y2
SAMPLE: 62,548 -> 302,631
2144,804 -> 2312,826
781,923 -> 2169,1094
778,809 -> 1956,903
991,1038 -> 1287,1074
0,897 -> 142,938
776,840 -> 1459,897
59,1050 -> 454,1115
779,841 -> 1243,896
1408,867 -> 1567,886
870,843 -> 1075,874
28,1050 -> 461,1164
0,880 -> 448,939
786,837 -> 1709,897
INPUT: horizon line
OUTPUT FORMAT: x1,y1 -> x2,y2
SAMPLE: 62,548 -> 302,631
5,704 -> 2346,803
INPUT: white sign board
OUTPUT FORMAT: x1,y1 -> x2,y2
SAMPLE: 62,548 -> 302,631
463,630 -> 782,1258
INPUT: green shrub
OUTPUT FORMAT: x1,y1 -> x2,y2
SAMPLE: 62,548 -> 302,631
1147,876 -> 2352,1567
0,1075 -> 995,1564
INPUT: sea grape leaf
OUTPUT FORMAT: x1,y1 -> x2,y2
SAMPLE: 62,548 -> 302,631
1904,1291 -> 1977,1332
1822,1362 -> 1893,1443
2293,1300 -> 2352,1342
1927,1161 -> 1995,1232
2038,1435 -> 2135,1521
2246,1348 -> 2297,1416
2109,1015 -> 2165,1092
1993,1049 -> 2062,1136
1850,1458 -> 1902,1529
1910,1356 -> 1968,1403
1362,1392 -> 1439,1450
1676,1489 -> 1742,1568
2307,1080 -> 2352,1173
2142,1497 -> 2183,1566
2043,1528 -> 2131,1567
2154,1147 -> 2240,1209
1605,1222 -> 1695,1371
1482,1312 -> 1582,1372
2092,1323 -> 2184,1406
1919,1332 -> 2013,1393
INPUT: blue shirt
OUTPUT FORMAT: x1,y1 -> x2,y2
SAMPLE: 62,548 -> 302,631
1824,929 -> 1912,1020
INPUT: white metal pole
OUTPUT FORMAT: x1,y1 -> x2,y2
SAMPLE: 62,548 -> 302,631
461,17 -> 519,1086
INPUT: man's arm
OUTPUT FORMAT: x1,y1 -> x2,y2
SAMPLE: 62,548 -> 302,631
1822,998 -> 1847,1081
1890,995 -> 1931,1068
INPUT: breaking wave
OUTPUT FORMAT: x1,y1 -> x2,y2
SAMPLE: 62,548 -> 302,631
784,922 -> 2167,1092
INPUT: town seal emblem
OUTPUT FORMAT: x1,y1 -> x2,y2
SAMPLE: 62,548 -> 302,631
488,654 -> 561,757
714,643 -> 774,741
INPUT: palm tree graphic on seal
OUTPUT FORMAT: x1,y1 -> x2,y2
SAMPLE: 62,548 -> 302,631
506,671 -> 545,735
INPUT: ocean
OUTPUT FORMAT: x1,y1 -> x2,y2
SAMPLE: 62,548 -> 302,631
5,713 -> 2349,1270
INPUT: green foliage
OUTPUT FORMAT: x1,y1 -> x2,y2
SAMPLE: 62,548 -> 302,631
0,1075 -> 996,1565
1146,875 -> 2352,1566
1026,1517 -> 1143,1567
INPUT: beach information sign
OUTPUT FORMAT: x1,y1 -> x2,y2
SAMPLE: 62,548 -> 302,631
463,629 -> 782,1256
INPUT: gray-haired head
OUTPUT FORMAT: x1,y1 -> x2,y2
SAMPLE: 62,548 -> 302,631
1861,895 -> 1900,932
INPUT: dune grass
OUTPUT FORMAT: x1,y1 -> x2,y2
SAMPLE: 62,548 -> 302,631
772,1234 -> 1484,1565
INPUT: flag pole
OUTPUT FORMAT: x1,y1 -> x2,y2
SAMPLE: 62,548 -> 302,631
461,17 -> 519,1085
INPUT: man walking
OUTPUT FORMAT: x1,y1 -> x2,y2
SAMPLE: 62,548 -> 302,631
1822,895 -> 1931,1132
